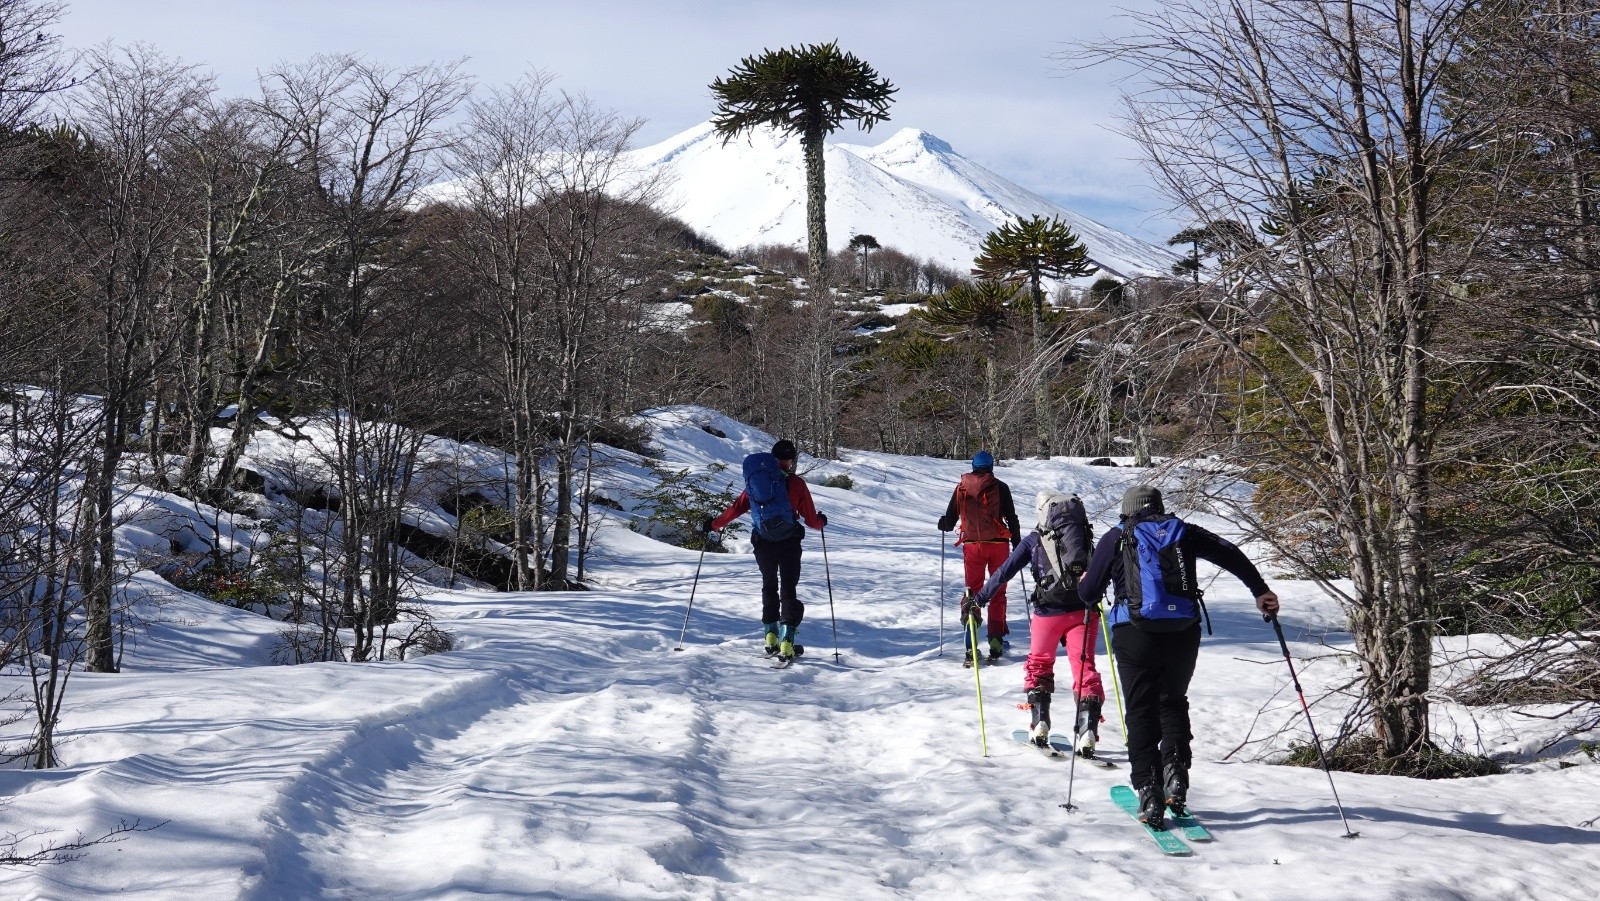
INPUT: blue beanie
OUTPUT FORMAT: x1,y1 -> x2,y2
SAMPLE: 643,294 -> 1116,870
972,450 -> 995,471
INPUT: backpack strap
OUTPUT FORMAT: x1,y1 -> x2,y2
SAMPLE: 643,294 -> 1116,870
1038,525 -> 1067,586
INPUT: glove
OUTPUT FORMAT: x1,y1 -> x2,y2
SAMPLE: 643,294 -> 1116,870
937,515 -> 954,532
817,513 -> 828,528
960,590 -> 986,624
701,516 -> 715,534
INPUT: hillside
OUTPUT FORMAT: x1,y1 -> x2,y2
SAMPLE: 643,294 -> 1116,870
0,408 -> 1594,899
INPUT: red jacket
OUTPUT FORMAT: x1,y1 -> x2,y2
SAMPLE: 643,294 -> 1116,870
711,474 -> 825,533
945,471 -> 1020,546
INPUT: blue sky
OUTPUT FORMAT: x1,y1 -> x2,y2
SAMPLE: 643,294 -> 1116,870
56,0 -> 1180,243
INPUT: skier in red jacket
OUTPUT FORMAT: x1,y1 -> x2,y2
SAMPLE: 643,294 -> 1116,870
938,450 -> 1021,666
704,439 -> 826,661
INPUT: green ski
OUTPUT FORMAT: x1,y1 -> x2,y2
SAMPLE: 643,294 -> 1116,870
1109,785 -> 1192,856
1168,807 -> 1213,842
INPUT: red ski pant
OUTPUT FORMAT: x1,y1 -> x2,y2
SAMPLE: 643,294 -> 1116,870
962,541 -> 1010,639
1024,609 -> 1105,702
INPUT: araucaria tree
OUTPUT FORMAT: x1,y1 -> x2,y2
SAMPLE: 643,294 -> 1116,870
972,215 -> 1096,454
710,41 -> 896,455
847,233 -> 880,286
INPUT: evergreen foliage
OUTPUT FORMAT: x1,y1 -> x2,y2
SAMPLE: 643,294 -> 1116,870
846,233 -> 880,286
708,41 -> 896,291
709,41 -> 897,146
971,214 -> 1093,453
916,281 -> 1021,449
972,215 -> 1097,288
630,463 -> 744,552
915,281 -> 1018,337
1086,276 -> 1125,309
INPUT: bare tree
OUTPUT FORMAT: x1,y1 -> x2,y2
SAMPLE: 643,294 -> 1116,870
260,54 -> 468,659
0,0 -> 72,141
437,71 -> 561,591
65,44 -> 212,673
1070,0 -> 1515,760
441,77 -> 666,588
159,96 -> 324,502
527,100 -> 667,587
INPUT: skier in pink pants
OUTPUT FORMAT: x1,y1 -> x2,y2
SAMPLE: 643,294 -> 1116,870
968,492 -> 1106,759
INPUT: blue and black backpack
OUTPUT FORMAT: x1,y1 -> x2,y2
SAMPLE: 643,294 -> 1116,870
1120,512 -> 1210,633
742,452 -> 800,542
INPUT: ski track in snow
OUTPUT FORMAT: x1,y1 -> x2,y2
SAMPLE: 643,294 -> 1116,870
2,407 -> 1597,900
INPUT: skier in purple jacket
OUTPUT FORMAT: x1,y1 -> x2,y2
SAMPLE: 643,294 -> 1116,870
969,492 -> 1106,761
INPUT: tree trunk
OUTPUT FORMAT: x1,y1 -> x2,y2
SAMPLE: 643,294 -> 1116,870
802,124 -> 836,457
1029,270 -> 1052,455
802,124 -> 830,298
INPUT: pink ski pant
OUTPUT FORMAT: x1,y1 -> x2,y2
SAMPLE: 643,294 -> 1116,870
1025,609 -> 1105,701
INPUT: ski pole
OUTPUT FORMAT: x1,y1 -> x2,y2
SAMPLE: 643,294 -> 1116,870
938,532 -> 946,655
1061,608 -> 1097,812
821,526 -> 840,664
967,605 -> 989,757
1267,613 -> 1359,839
673,541 -> 709,651
1098,602 -> 1128,739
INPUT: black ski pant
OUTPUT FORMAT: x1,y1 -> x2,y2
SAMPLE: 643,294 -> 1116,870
753,533 -> 805,630
1111,622 -> 1202,791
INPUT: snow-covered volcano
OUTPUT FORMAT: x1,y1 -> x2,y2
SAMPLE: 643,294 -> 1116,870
631,121 -> 1181,280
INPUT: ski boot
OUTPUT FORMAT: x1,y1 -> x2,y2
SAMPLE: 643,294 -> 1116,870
1026,688 -> 1052,748
1136,783 -> 1167,830
1075,697 -> 1103,758
987,635 -> 1004,662
1163,761 -> 1190,817
763,623 -> 781,657
777,624 -> 798,663
963,648 -> 975,668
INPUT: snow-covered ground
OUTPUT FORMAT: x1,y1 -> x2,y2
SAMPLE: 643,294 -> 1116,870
1,407 -> 1596,900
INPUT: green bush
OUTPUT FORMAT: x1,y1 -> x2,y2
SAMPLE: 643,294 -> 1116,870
460,505 -> 514,544
822,473 -> 854,490
630,463 -> 743,551
170,554 -> 285,615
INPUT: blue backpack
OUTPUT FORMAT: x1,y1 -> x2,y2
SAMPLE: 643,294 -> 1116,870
742,453 -> 800,542
1120,512 -> 1208,633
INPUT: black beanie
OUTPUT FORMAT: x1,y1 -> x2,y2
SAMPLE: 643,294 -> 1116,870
772,439 -> 797,461
1121,485 -> 1164,517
